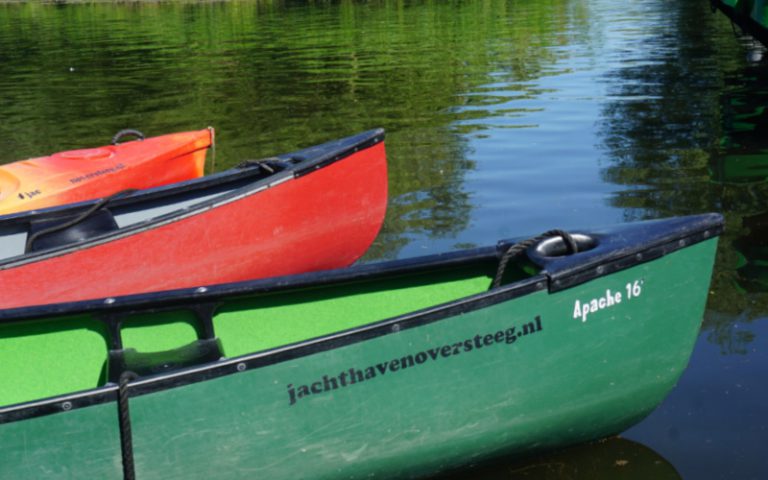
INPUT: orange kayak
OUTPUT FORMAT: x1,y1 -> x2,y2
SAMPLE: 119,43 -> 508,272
0,128 -> 212,215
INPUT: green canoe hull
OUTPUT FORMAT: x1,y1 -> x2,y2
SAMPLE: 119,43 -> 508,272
0,215 -> 722,479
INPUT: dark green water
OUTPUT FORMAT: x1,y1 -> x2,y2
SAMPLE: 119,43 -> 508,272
0,0 -> 766,478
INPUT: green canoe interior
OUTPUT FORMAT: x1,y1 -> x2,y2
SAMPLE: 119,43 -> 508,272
1,259 -> 521,408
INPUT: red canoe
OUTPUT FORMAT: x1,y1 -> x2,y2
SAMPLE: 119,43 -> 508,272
0,129 -> 211,215
0,129 -> 387,309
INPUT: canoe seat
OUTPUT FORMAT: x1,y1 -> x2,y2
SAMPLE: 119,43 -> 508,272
26,208 -> 119,252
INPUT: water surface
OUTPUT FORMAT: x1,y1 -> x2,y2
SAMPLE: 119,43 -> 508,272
0,0 -> 766,478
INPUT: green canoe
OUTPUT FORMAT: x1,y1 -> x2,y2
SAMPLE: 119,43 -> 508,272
0,214 -> 722,479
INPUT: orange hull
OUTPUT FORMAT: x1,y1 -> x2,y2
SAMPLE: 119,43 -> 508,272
0,129 -> 212,215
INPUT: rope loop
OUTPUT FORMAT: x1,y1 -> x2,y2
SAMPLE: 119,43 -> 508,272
492,229 -> 578,289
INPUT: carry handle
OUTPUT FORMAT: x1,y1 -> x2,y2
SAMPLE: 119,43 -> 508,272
98,303 -> 222,383
111,129 -> 145,145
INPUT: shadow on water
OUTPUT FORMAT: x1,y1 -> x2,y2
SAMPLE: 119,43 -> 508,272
434,437 -> 681,480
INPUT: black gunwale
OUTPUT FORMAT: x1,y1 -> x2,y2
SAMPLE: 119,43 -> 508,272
0,129 -> 385,269
0,213 -> 724,424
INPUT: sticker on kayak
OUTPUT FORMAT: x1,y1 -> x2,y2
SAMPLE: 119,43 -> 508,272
572,279 -> 645,322
68,163 -> 126,184
18,189 -> 41,200
286,316 -> 543,406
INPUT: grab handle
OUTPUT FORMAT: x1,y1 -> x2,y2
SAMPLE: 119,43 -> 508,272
98,303 -> 222,383
111,129 -> 145,145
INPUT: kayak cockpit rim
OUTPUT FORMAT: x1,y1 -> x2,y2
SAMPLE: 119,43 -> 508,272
0,214 -> 724,424
0,129 -> 386,269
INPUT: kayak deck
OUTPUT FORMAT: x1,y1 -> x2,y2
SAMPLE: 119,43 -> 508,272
0,129 -> 211,215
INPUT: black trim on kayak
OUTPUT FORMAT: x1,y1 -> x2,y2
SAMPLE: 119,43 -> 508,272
0,214 -> 724,424
0,129 -> 385,270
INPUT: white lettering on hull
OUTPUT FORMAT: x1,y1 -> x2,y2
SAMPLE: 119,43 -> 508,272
572,280 -> 644,322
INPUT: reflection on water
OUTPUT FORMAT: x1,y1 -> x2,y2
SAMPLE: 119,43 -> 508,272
594,1 -> 768,478
597,0 -> 724,222
714,67 -> 768,296
712,67 -> 768,184
0,0 -> 593,260
0,0 -> 767,478
625,318 -> 768,480
734,212 -> 768,292
437,437 -> 681,480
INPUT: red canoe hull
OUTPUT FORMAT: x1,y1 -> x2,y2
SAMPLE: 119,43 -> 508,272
0,134 -> 387,309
